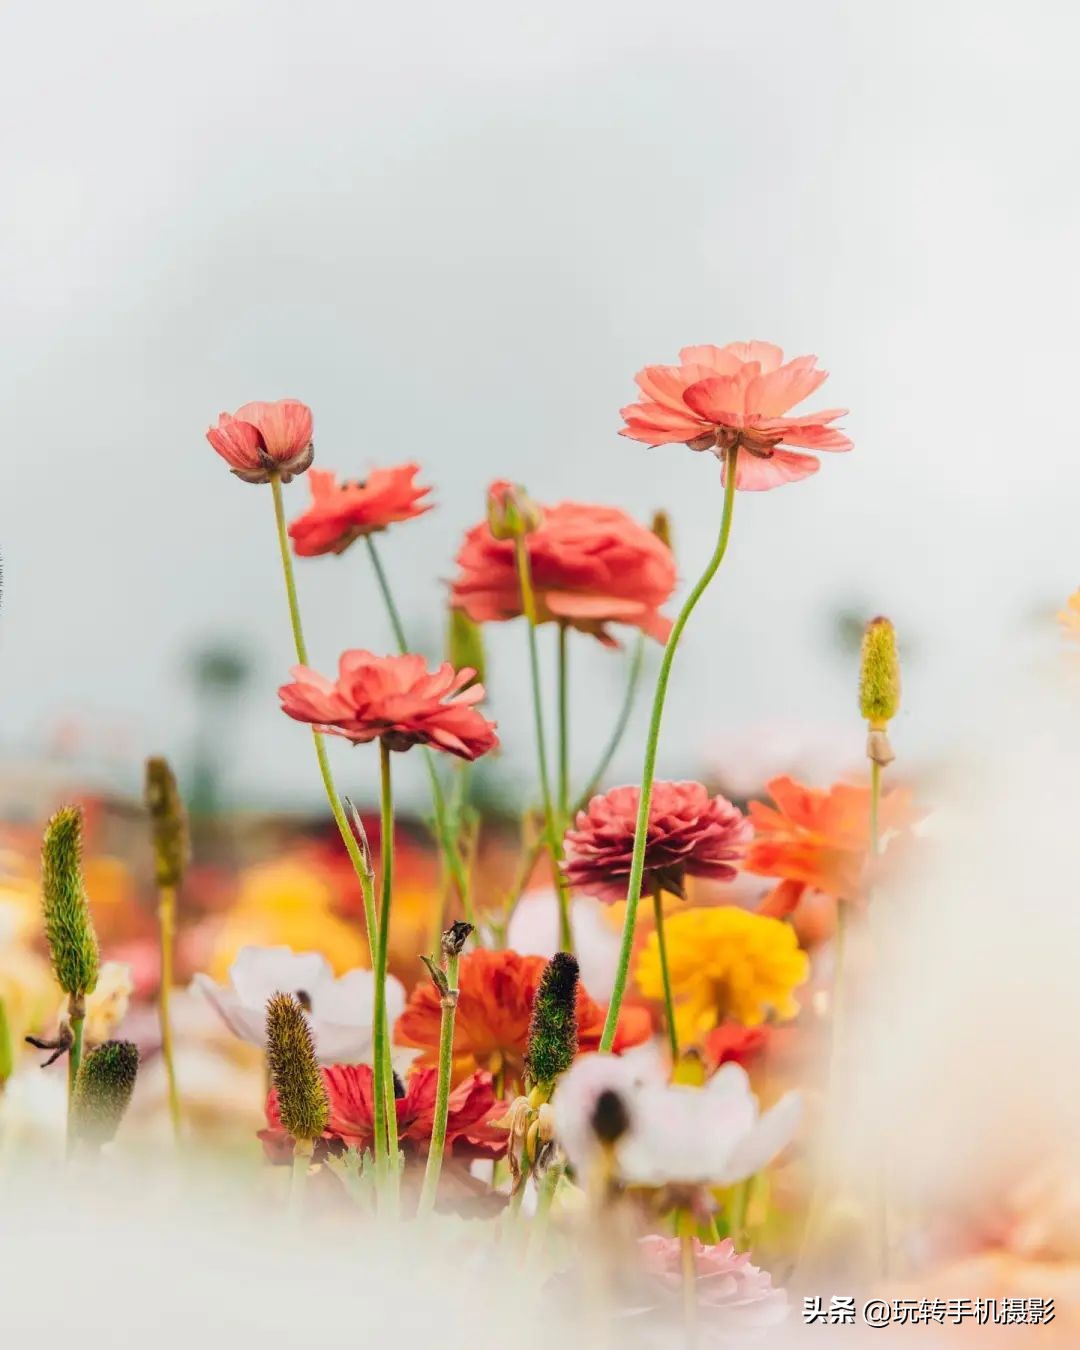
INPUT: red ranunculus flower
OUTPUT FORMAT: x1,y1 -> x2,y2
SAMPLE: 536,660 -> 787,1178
702,1022 -> 771,1072
206,399 -> 314,484
563,781 -> 752,902
450,493 -> 675,647
260,1063 -> 506,1162
288,464 -> 432,557
278,651 -> 498,760
620,341 -> 851,490
394,948 -> 651,1086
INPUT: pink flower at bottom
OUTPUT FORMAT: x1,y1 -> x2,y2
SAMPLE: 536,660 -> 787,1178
638,1236 -> 788,1336
206,399 -> 314,484
620,341 -> 851,490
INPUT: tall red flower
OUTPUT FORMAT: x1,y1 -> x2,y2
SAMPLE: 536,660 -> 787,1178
260,1063 -> 506,1162
450,494 -> 675,647
745,774 -> 915,917
620,341 -> 851,490
394,948 -> 651,1085
206,399 -> 314,484
278,651 -> 498,760
563,781 -> 752,902
288,464 -> 432,557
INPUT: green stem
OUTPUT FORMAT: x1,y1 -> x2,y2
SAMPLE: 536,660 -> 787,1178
417,949 -> 461,1217
65,1012 -> 84,1153
869,754 -> 889,1275
376,739 -> 400,1196
870,759 -> 881,857
557,622 -> 570,820
514,536 -> 574,953
599,448 -> 739,1050
158,883 -> 182,1141
678,1211 -> 699,1349
364,536 -> 474,925
269,475 -> 378,958
651,881 -> 679,1062
289,1141 -> 312,1218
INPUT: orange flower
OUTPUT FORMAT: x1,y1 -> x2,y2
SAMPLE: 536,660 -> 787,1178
745,775 -> 915,917
394,948 -> 650,1085
288,464 -> 432,557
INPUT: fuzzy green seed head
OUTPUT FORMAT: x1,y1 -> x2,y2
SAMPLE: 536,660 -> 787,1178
859,616 -> 901,729
650,509 -> 673,555
446,608 -> 486,688
144,756 -> 189,888
266,992 -> 329,1142
41,806 -> 99,1000
525,952 -> 579,1089
72,1040 -> 139,1147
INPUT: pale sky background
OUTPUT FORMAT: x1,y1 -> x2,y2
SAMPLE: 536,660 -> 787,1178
2,0 -> 1078,813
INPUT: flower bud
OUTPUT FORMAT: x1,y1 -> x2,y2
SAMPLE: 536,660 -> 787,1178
525,952 -> 579,1090
41,807 -> 99,1001
144,756 -> 189,888
486,480 -> 542,540
441,920 -> 474,958
71,1040 -> 139,1148
446,608 -> 486,688
650,509 -> 673,555
858,616 -> 901,730
266,992 -> 329,1142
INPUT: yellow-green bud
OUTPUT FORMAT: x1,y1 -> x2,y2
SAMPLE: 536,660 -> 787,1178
41,806 -> 99,1001
144,756 -> 189,888
266,993 -> 329,1142
72,1040 -> 139,1148
650,509 -> 673,555
525,952 -> 579,1089
446,608 -> 486,688
858,616 -> 901,729
486,481 -> 543,540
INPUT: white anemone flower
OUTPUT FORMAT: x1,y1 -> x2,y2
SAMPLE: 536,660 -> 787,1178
555,1051 -> 800,1188
193,945 -> 404,1065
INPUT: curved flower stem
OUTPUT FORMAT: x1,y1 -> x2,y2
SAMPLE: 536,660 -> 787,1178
650,881 -> 679,1063
513,537 -> 574,952
678,1210 -> 699,1348
364,536 -> 474,925
375,739 -> 400,1202
599,448 -> 739,1051
157,882 -> 182,1140
869,756 -> 890,1275
268,476 -> 378,956
66,1012 -> 85,1148
578,632 -> 646,807
417,948 -> 461,1217
289,1140 -> 313,1218
557,622 -> 570,820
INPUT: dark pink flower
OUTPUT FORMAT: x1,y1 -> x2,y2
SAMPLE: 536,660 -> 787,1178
288,464 -> 432,556
563,780 -> 752,902
278,650 -> 498,760
206,400 -> 314,484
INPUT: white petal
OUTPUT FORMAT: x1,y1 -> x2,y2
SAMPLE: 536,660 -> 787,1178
229,946 -> 333,1006
717,1092 -> 803,1184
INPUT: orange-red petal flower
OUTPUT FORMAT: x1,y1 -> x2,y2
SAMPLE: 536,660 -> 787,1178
745,774 -> 915,915
288,464 -> 432,557
451,494 -> 675,647
206,399 -> 314,484
394,948 -> 651,1085
278,651 -> 498,761
620,342 -> 851,490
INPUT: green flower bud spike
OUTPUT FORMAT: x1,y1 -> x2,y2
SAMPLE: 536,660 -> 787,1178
650,509 -> 674,555
71,1040 -> 139,1151
859,616 -> 901,767
525,952 -> 579,1093
144,756 -> 187,1142
266,992 -> 328,1213
41,805 -> 99,1124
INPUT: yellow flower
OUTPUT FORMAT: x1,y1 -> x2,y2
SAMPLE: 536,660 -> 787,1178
1059,588 -> 1080,642
635,906 -> 808,1045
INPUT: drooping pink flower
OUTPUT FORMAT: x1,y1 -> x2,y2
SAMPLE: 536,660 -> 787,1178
288,464 -> 432,557
451,494 -> 675,647
620,341 -> 851,490
637,1236 -> 789,1333
563,781 -> 752,902
278,650 -> 498,761
206,400 -> 314,484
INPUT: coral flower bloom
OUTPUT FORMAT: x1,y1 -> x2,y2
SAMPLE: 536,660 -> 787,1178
635,906 -> 808,1045
260,1063 -> 506,1162
745,774 -> 915,918
288,464 -> 432,557
451,494 -> 675,647
394,948 -> 651,1085
563,780 -> 752,902
620,342 -> 851,490
206,400 -> 314,484
278,651 -> 498,760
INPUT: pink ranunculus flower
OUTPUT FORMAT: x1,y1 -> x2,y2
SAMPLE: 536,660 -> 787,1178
637,1235 -> 789,1338
563,781 -> 752,902
279,650 -> 499,761
620,341 -> 851,490
288,464 -> 432,557
206,399 -> 314,484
